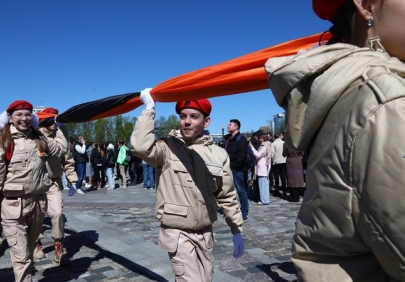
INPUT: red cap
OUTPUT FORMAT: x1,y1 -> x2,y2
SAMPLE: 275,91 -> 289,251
313,0 -> 347,21
175,99 -> 212,116
6,100 -> 33,114
42,107 -> 59,114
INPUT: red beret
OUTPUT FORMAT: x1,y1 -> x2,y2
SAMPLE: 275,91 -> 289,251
312,0 -> 347,21
6,100 -> 33,114
42,107 -> 59,114
175,99 -> 212,116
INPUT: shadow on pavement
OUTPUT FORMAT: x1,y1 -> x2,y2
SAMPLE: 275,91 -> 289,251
0,240 -> 14,282
0,216 -> 166,282
256,262 -> 297,282
37,227 -> 167,282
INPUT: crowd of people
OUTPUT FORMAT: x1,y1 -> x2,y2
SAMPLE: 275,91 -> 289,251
65,137 -> 155,193
220,127 -> 306,209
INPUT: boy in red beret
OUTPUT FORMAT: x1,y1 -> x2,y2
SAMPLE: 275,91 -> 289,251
33,107 -> 77,264
131,89 -> 244,282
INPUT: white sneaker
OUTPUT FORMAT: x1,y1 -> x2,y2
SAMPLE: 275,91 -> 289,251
77,189 -> 85,194
63,186 -> 70,190
85,183 -> 92,188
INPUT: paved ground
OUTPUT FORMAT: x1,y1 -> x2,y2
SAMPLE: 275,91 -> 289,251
0,183 -> 301,282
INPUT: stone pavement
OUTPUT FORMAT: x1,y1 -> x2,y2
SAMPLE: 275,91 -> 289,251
0,183 -> 301,282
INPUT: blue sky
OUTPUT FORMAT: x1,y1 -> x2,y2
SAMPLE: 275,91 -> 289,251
0,0 -> 330,133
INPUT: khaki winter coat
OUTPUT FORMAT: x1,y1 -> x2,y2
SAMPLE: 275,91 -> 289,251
0,125 -> 68,197
131,109 -> 243,234
266,43 -> 405,281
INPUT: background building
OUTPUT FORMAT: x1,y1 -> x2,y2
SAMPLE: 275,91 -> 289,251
273,113 -> 285,133
33,106 -> 49,113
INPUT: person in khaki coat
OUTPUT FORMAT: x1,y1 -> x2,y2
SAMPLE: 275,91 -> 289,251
33,107 -> 77,265
265,0 -> 405,280
131,90 -> 244,282
0,100 -> 68,282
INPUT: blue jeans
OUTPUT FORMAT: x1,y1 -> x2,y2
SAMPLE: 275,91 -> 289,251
75,162 -> 86,189
232,170 -> 249,216
61,173 -> 68,188
106,167 -> 115,188
142,163 -> 155,188
258,176 -> 270,204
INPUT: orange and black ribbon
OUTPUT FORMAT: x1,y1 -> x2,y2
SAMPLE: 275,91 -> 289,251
57,32 -> 331,123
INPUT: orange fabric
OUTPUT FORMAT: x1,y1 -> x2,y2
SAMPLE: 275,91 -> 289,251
150,32 -> 331,102
36,112 -> 57,122
57,32 -> 332,123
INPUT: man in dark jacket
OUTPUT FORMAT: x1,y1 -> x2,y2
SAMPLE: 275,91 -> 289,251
73,135 -> 87,194
225,119 -> 249,220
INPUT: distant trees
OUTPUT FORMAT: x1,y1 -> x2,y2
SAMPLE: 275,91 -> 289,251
65,113 -> 275,143
155,114 -> 180,139
66,114 -> 178,143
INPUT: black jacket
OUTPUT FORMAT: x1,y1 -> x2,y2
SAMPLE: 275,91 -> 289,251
73,142 -> 88,164
90,148 -> 103,166
103,149 -> 116,168
224,132 -> 248,171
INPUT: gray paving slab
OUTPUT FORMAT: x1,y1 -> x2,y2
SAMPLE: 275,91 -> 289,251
0,182 -> 301,281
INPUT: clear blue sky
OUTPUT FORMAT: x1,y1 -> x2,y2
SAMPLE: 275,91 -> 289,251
0,0 -> 330,133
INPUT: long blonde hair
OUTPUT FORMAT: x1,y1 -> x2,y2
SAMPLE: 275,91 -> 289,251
0,123 -> 48,154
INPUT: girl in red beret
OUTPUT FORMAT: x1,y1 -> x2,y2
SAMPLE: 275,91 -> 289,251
0,100 -> 68,282
265,0 -> 405,281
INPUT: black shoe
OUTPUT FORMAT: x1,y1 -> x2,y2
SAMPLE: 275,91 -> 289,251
242,214 -> 248,221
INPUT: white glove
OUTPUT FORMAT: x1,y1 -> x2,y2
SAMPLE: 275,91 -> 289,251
140,88 -> 155,110
68,184 -> 77,196
0,111 -> 8,131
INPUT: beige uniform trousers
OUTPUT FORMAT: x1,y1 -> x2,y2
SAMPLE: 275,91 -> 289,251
159,225 -> 214,282
119,164 -> 127,185
0,194 -> 3,239
1,194 -> 46,282
38,178 -> 64,241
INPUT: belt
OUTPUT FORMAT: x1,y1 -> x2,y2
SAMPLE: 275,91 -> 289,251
4,194 -> 44,200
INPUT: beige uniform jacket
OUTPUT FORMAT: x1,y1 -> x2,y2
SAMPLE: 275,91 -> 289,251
62,150 -> 78,185
0,125 -> 68,197
131,109 -> 243,234
39,126 -> 77,185
266,43 -> 405,281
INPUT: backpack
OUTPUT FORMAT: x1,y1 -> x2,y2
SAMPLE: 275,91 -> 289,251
125,149 -> 132,163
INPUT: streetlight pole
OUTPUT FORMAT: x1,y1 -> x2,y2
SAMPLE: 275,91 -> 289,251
221,125 -> 224,140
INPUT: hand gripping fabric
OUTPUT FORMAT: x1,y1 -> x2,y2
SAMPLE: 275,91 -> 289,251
140,88 -> 155,110
232,233 -> 245,259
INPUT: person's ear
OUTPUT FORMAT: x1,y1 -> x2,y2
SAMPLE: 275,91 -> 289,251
352,0 -> 374,22
204,116 -> 211,128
